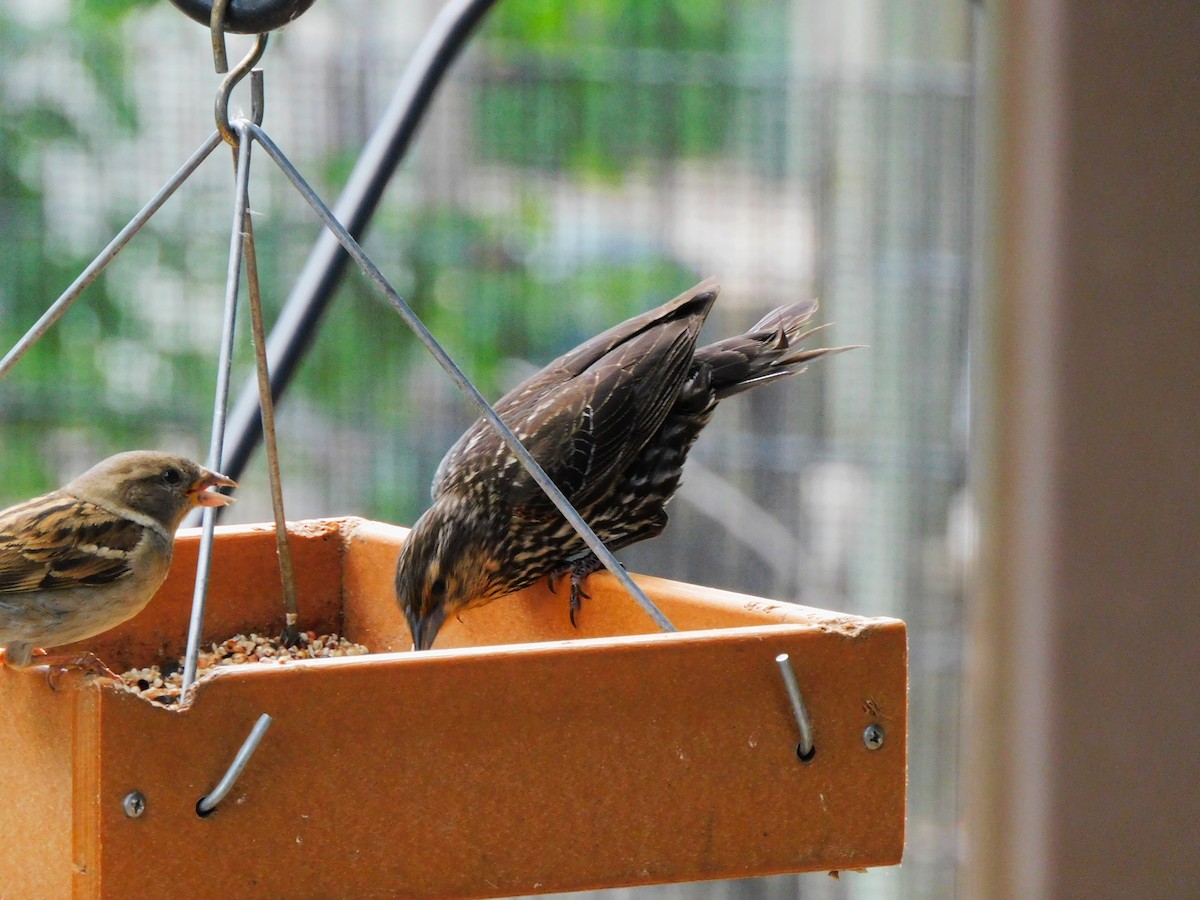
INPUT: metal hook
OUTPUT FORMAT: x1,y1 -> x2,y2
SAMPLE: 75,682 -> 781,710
210,0 -> 232,73
251,68 -> 265,126
214,32 -> 268,146
775,653 -> 816,762
196,713 -> 273,817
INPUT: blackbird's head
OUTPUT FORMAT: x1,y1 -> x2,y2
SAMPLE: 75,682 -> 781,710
395,497 -> 502,651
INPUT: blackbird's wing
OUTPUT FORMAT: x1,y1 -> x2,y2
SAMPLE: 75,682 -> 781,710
491,278 -> 720,415
434,281 -> 719,512
499,321 -> 703,516
0,492 -> 143,593
693,298 -> 860,400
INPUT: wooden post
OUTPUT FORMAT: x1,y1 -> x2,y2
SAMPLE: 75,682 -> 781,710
969,1 -> 1200,895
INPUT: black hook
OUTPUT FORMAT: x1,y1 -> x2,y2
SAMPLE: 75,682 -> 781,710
169,0 -> 318,36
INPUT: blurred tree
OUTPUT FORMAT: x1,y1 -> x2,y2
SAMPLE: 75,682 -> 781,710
0,0 -> 157,493
476,0 -> 739,176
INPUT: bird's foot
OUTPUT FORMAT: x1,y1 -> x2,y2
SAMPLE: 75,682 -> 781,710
40,652 -> 119,691
548,555 -> 607,628
568,580 -> 591,628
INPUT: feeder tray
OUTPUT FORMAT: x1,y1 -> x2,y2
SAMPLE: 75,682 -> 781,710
0,517 -> 906,898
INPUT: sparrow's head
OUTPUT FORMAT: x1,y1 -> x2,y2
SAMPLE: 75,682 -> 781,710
66,451 -> 237,533
395,497 -> 502,651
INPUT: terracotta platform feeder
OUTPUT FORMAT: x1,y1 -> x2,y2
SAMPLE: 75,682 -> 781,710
0,517 -> 907,898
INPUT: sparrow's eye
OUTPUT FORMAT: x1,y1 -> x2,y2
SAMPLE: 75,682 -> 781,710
430,578 -> 447,599
162,468 -> 183,486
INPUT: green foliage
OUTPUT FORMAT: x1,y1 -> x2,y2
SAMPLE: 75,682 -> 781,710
0,1 -> 154,498
476,0 -> 739,177
1,0 -> 724,516
487,0 -> 734,53
73,0 -> 158,25
377,205 -> 697,397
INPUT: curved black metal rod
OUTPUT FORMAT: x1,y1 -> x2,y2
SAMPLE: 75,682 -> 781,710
217,0 -> 500,486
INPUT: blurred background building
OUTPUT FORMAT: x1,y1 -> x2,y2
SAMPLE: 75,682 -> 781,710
0,0 -> 974,896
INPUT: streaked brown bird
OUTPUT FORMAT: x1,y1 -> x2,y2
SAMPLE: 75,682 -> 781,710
0,451 -> 237,677
396,278 -> 858,650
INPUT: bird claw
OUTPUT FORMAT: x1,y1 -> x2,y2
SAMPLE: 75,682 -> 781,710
565,557 -> 604,628
45,666 -> 66,692
547,570 -> 589,625
568,581 -> 592,628
547,568 -> 590,623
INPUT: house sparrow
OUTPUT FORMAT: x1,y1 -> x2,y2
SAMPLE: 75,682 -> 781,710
396,278 -> 859,650
0,451 -> 236,677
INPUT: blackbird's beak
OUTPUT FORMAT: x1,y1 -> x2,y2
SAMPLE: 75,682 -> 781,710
408,606 -> 447,652
190,469 -> 238,508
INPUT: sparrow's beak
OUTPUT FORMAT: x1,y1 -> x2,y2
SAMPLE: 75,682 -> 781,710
408,606 -> 446,652
190,469 -> 238,507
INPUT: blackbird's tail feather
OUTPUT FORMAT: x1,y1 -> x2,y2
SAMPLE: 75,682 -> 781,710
699,300 -> 863,400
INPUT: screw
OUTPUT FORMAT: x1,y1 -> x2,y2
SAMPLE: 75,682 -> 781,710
122,791 -> 146,818
863,724 -> 885,750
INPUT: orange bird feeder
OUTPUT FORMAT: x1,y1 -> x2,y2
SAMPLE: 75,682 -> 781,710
0,518 -> 906,897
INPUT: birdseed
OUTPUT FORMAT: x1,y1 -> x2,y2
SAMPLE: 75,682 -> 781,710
115,631 -> 370,705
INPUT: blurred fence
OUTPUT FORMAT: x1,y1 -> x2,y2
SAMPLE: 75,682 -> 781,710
0,1 -> 973,896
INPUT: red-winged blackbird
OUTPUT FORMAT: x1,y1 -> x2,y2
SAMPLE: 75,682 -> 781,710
396,278 -> 858,650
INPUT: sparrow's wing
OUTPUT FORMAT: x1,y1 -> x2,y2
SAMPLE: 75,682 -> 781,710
433,280 -> 720,502
0,492 -> 144,593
